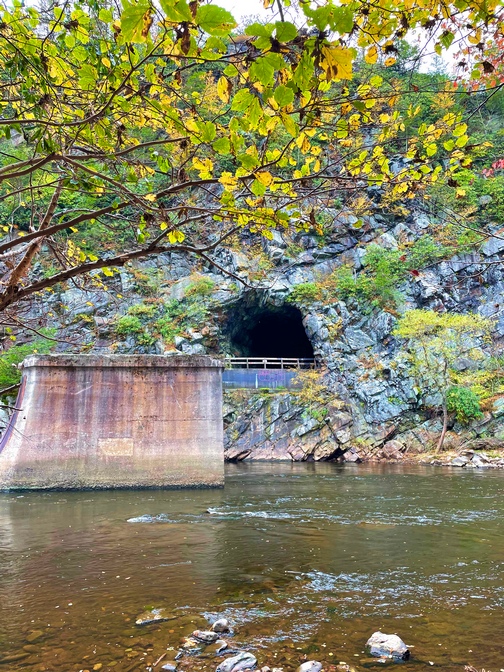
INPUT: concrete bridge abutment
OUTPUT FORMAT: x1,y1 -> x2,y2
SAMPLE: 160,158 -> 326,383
0,355 -> 224,490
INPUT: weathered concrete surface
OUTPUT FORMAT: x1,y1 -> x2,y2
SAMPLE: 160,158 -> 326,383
0,355 -> 224,490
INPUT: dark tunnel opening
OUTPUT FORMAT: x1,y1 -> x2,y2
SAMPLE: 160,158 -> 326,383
225,301 -> 314,359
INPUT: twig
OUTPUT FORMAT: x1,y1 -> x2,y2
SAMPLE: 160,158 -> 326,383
153,652 -> 167,667
0,383 -> 20,396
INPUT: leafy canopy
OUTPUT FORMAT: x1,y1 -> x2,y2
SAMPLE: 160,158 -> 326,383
0,0 -> 501,312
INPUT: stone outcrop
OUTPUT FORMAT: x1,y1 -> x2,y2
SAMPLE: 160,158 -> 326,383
7,206 -> 504,461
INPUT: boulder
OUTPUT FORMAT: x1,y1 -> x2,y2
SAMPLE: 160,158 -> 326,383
366,631 -> 410,660
193,630 -> 220,643
450,456 -> 468,467
216,652 -> 257,672
296,662 -> 322,672
382,440 -> 405,459
211,618 -> 230,633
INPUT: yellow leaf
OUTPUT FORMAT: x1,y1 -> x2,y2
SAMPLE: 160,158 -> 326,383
219,172 -> 238,191
168,231 -> 177,243
320,46 -> 353,81
456,188 -> 466,197
384,57 -> 397,67
144,193 -> 156,202
102,267 -> 114,277
217,76 -> 231,103
160,222 -> 168,231
256,171 -> 274,187
365,46 -> 378,64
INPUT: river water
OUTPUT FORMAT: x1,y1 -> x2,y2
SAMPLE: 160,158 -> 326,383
0,463 -> 503,671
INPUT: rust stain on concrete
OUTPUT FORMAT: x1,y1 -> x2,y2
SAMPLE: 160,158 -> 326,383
0,355 -> 224,490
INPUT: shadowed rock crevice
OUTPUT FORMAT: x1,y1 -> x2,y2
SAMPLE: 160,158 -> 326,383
224,299 -> 314,359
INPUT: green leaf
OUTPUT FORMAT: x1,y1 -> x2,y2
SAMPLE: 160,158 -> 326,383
249,57 -> 275,86
293,51 -> 314,91
439,30 -> 455,49
212,137 -> 230,154
331,7 -> 354,33
73,45 -> 88,61
302,4 -> 331,31
78,64 -> 97,90
198,121 -> 216,142
245,22 -> 273,37
251,179 -> 266,196
231,89 -> 255,112
159,0 -> 192,22
98,8 -> 113,21
246,97 -> 262,130
120,0 -> 152,42
275,21 -> 297,42
274,84 -> 294,107
196,5 -> 236,36
280,111 -> 298,137
237,152 -> 260,170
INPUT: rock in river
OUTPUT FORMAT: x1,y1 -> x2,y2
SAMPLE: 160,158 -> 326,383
135,608 -> 176,626
366,631 -> 410,660
216,651 -> 257,672
296,662 -> 322,672
193,629 -> 221,643
211,618 -> 230,633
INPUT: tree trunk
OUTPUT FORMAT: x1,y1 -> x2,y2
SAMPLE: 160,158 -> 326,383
435,400 -> 448,453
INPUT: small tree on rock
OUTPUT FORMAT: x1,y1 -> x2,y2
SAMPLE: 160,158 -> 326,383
394,310 -> 493,452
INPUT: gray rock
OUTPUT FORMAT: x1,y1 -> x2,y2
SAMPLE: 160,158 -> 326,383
366,631 -> 409,660
216,652 -> 257,672
450,456 -> 468,467
296,662 -> 322,672
481,233 -> 504,257
211,618 -> 230,633
344,327 -> 374,351
471,453 -> 490,467
193,630 -> 220,643
479,195 -> 493,206
135,608 -> 176,626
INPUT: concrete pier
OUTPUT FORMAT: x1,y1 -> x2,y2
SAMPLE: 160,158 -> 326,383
0,355 -> 224,490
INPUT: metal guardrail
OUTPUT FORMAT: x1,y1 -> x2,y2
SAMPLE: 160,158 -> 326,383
225,357 -> 318,370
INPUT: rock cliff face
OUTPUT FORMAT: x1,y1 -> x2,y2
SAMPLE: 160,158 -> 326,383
13,206 -> 504,460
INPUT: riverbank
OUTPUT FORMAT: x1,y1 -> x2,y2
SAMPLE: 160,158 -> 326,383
224,389 -> 504,464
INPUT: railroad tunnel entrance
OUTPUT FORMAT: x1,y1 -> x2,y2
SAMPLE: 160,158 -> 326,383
225,299 -> 314,359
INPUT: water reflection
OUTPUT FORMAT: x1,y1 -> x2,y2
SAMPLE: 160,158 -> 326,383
0,463 -> 503,670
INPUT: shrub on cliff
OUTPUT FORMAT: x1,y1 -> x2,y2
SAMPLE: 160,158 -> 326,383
394,310 -> 493,451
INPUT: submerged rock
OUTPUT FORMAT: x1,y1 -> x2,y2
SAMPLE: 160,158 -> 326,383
366,631 -> 410,660
296,662 -> 322,672
181,637 -> 202,651
193,629 -> 220,643
25,630 -> 44,643
216,651 -> 257,672
211,618 -> 230,633
161,664 -> 178,672
135,608 -> 176,626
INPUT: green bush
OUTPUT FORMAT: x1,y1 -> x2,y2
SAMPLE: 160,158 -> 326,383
115,315 -> 143,335
446,386 -> 483,424
287,282 -> 322,305
185,277 -> 215,298
0,332 -> 55,390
